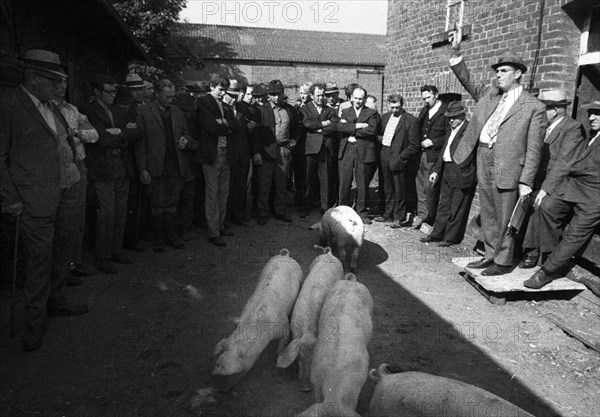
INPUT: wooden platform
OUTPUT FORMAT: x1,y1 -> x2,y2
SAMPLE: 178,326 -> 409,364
453,257 -> 587,305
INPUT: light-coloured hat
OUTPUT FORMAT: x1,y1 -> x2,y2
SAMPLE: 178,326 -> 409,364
125,73 -> 144,89
23,49 -> 67,78
539,89 -> 571,106
324,82 -> 339,95
227,79 -> 242,94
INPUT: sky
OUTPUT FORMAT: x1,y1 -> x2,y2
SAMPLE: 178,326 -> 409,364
179,0 -> 388,34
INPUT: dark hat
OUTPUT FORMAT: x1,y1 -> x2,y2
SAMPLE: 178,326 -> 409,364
491,51 -> 527,73
324,82 -> 339,95
175,94 -> 197,112
444,101 -> 467,117
539,89 -> 571,107
23,49 -> 67,78
252,83 -> 267,97
125,73 -> 144,89
267,79 -> 284,94
582,100 -> 600,111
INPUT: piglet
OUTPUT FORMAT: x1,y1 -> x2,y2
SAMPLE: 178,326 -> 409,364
212,248 -> 304,392
277,247 -> 344,391
309,205 -> 364,271
368,364 -> 535,417
295,273 -> 373,417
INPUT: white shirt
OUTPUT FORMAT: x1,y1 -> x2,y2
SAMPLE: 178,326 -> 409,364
428,101 -> 442,120
443,120 -> 465,162
589,131 -> 600,147
382,113 -> 401,147
480,85 -> 523,145
347,106 -> 363,143
546,116 -> 565,141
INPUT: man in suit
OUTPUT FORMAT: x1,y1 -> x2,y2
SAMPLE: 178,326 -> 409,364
421,101 -> 476,246
83,74 -> 139,274
375,94 -> 420,228
337,86 -> 379,223
324,82 -> 345,116
519,90 -> 585,268
136,79 -> 196,252
0,49 -> 89,351
450,42 -> 546,276
251,79 -> 299,225
414,85 -> 448,229
524,100 -> 600,288
290,82 -> 311,210
299,83 -> 338,217
197,76 -> 239,246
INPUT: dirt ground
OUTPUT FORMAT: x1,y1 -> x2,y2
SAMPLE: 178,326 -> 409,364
1,210 -> 600,417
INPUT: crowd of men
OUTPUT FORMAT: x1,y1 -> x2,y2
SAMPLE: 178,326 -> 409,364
1,35 -> 599,351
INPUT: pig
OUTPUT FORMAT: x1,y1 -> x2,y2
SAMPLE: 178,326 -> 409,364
277,247 -> 344,391
368,364 -> 535,417
212,248 -> 304,392
309,205 -> 364,272
295,273 -> 373,417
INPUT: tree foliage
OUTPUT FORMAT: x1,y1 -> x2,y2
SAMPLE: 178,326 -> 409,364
111,0 -> 203,77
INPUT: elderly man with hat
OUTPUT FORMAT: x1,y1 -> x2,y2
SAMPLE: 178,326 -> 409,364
250,79 -> 299,225
126,73 -> 146,105
421,101 -> 476,246
523,100 -> 600,288
518,90 -> 585,269
0,49 -> 89,351
449,30 -> 546,276
324,82 -> 345,116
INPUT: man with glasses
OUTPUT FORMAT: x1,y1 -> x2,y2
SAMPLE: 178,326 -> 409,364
83,74 -> 139,274
1,49 -> 89,351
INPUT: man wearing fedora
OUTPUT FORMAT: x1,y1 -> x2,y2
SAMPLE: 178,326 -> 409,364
196,75 -> 239,246
449,33 -> 546,276
223,79 -> 251,228
519,90 -> 585,269
1,49 -> 89,351
375,93 -> 420,228
251,79 -> 299,225
524,100 -> 600,288
421,101 -> 476,246
324,82 -> 345,116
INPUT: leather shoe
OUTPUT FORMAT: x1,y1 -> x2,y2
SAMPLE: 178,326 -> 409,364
374,216 -> 391,223
47,301 -> 89,317
389,220 -> 403,229
66,276 -> 83,287
438,241 -> 456,247
275,214 -> 293,223
420,236 -> 441,243
111,252 -> 132,264
23,324 -> 46,351
220,229 -> 234,237
481,263 -> 512,276
209,236 -> 226,247
518,252 -> 539,269
523,268 -> 555,289
257,216 -> 267,225
166,237 -> 185,249
70,264 -> 98,277
95,259 -> 118,274
467,258 -> 494,269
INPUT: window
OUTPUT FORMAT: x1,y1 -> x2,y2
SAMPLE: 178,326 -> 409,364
579,5 -> 600,65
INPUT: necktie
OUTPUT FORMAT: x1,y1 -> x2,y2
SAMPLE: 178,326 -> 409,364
486,93 -> 508,141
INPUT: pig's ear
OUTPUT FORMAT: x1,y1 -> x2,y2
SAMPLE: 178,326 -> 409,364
276,339 -> 300,368
213,338 -> 229,356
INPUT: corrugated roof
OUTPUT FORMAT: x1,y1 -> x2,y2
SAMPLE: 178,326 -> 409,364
172,23 -> 386,66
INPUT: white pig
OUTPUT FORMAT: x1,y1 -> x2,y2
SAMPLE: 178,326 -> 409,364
295,273 -> 373,417
368,364 -> 535,417
212,249 -> 304,392
309,205 -> 364,271
277,247 -> 344,391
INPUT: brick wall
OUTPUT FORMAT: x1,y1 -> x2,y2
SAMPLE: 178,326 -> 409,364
385,0 -> 583,225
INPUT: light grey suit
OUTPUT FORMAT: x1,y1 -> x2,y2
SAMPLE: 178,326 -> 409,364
452,59 -> 547,265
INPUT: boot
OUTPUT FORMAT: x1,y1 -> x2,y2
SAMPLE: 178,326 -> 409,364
151,214 -> 165,253
165,213 -> 185,249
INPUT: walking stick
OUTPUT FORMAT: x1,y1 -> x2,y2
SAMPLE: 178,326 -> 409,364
10,214 -> 21,338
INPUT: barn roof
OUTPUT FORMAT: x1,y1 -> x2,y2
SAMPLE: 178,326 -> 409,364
172,23 -> 386,67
